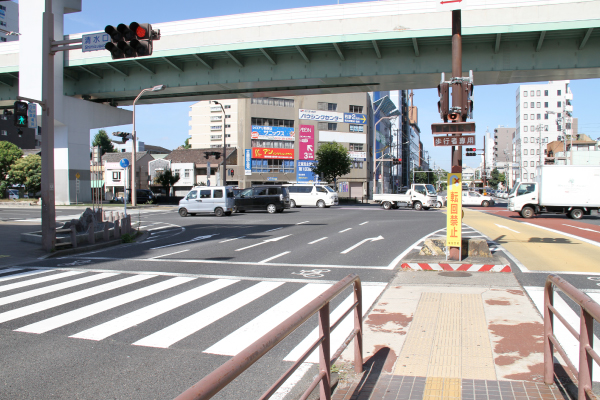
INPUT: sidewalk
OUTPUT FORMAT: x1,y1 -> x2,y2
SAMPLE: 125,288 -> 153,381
334,271 -> 576,400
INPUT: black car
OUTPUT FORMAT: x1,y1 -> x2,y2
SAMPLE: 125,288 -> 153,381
234,186 -> 290,213
136,189 -> 155,204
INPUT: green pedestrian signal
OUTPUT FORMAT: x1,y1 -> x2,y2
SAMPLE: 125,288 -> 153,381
13,101 -> 28,128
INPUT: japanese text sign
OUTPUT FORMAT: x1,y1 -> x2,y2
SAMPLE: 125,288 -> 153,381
433,135 -> 475,147
446,173 -> 462,248
299,125 -> 315,160
82,32 -> 111,52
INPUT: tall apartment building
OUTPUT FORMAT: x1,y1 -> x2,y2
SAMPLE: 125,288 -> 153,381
188,100 -> 237,149
514,81 -> 573,183
0,2 -> 18,43
493,126 -> 515,164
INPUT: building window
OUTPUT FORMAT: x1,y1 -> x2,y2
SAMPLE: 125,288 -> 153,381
349,143 -> 364,151
530,125 -> 535,131
557,101 -> 562,107
544,102 -> 548,108
210,116 -> 222,121
251,97 -> 295,107
524,173 -> 528,179
536,102 -> 541,108
536,90 -> 541,96
317,102 -> 337,111
0,38 -> 6,43
530,90 -> 534,96
524,126 -> 528,132
351,161 -> 364,169
523,91 -> 528,97
537,114 -> 541,120
557,90 -> 561,96
524,149 -> 528,155
530,137 -> 535,142
210,125 -> 222,131
349,105 -> 363,113
225,115 -> 231,118
0,21 -> 6,27
318,122 -> 337,131
210,106 -> 221,112
523,137 -> 528,143
184,169 -> 191,178
530,173 -> 534,179
530,102 -> 534,108
544,113 -> 549,119
543,138 -> 548,143
210,145 -> 220,148
545,125 -> 549,131
524,114 -> 528,120
251,117 -> 294,128
530,114 -> 534,120
544,90 -> 549,96
0,130 -> 6,136
251,159 -> 294,173
210,135 -> 222,140
251,139 -> 294,149
112,171 -> 121,180
349,124 -> 364,132
523,161 -> 528,167
523,103 -> 528,108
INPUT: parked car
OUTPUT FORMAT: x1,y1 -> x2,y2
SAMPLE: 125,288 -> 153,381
462,191 -> 494,207
136,189 -> 155,204
283,184 -> 338,208
7,189 -> 19,200
178,186 -> 235,217
235,186 -> 290,214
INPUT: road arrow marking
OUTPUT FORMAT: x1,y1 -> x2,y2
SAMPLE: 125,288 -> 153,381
563,224 -> 600,233
236,235 -> 292,251
495,224 -> 520,233
150,234 -> 219,250
341,236 -> 384,254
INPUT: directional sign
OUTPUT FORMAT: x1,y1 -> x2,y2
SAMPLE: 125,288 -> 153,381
82,32 -> 111,52
27,103 -> 37,129
119,158 -> 129,168
75,173 -> 80,179
340,236 -> 384,254
433,135 -> 476,147
343,113 -> 367,125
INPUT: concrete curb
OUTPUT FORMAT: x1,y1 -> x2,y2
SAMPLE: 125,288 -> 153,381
40,230 -> 149,259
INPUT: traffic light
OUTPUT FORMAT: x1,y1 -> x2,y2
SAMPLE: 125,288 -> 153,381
13,101 -> 28,128
437,82 -> 449,122
465,148 -> 477,156
460,81 -> 473,121
105,22 -> 155,60
392,158 -> 401,165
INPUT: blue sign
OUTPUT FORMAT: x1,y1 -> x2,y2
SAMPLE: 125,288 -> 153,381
119,158 -> 129,168
251,125 -> 295,141
82,32 -> 111,52
297,160 -> 317,183
267,177 -> 278,181
244,149 -> 252,175
343,113 -> 367,125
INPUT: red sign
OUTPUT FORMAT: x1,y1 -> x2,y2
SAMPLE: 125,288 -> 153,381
299,125 -> 314,160
252,148 -> 294,160
433,135 -> 476,147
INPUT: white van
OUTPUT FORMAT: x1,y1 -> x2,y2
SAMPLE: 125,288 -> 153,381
284,184 -> 339,208
178,186 -> 235,217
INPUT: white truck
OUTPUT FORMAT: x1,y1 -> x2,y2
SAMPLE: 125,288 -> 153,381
374,183 -> 438,211
508,165 -> 600,219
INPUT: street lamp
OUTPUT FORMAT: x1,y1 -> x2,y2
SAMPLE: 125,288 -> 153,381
212,101 -> 227,186
131,84 -> 165,206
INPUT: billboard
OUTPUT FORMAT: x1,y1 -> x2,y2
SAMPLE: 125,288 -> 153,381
349,151 -> 367,161
299,125 -> 315,160
297,160 -> 318,183
298,109 -> 367,125
252,148 -> 294,160
251,125 -> 295,141
244,149 -> 252,175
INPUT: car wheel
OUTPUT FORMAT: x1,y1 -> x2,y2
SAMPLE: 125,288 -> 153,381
413,202 -> 423,211
179,208 -> 188,217
521,206 -> 534,219
214,208 -> 225,217
436,201 -> 442,208
569,208 -> 583,220
267,204 -> 277,214
482,200 -> 490,207
382,201 -> 392,210
317,200 -> 325,208
233,206 -> 239,213
290,199 -> 297,208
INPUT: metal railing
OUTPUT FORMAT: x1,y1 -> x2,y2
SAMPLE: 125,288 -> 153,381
544,274 -> 600,399
175,274 -> 363,400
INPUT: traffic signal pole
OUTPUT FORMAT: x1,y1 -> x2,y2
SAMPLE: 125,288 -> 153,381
449,10 -> 463,261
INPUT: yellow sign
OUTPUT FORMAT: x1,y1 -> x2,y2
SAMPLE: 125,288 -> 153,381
75,173 -> 80,179
446,173 -> 462,247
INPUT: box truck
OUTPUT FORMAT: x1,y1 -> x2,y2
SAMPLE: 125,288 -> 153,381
508,165 -> 600,219
373,183 -> 438,211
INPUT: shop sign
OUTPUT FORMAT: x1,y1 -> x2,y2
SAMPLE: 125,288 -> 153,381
251,125 -> 295,141
252,148 -> 294,160
297,160 -> 317,183
299,125 -> 315,160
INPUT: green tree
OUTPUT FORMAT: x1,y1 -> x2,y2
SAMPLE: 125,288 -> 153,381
92,129 -> 115,155
9,155 -> 41,195
182,138 -> 191,149
0,141 -> 23,198
311,142 -> 351,185
153,169 -> 180,197
413,167 -> 439,186
487,168 -> 506,189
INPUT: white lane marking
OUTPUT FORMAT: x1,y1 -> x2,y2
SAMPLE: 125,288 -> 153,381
0,273 -> 118,307
308,237 -> 328,245
522,222 -> 600,249
235,235 -> 292,251
296,221 -> 310,225
151,249 -> 189,259
0,268 -> 25,275
219,236 -> 245,243
205,283 -> 331,356
563,224 -> 600,234
284,285 -> 386,362
0,271 -> 84,293
147,225 -> 180,231
359,221 -> 369,226
70,279 -> 237,341
340,236 -> 384,254
264,227 -> 283,233
0,269 -> 51,282
259,252 -> 291,264
525,287 -> 599,380
150,234 -> 219,250
134,281 -> 283,348
271,362 -> 313,400
495,224 -> 520,233
6,275 -> 154,326
339,228 -> 352,233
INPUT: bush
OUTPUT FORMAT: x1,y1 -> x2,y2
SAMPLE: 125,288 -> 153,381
121,233 -> 134,243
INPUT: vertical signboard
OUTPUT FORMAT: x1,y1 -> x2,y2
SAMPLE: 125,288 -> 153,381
244,149 -> 252,175
299,125 -> 315,160
446,173 -> 462,249
297,160 -> 317,183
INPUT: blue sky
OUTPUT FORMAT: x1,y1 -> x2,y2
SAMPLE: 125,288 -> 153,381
69,0 -> 600,171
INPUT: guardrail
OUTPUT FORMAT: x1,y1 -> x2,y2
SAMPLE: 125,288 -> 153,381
175,274 -> 363,400
544,274 -> 600,399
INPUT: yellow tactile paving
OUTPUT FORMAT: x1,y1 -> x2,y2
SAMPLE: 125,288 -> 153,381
394,292 -> 496,380
423,377 -> 462,400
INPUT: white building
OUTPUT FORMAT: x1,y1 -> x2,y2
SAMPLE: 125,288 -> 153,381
514,80 -> 573,183
188,101 -> 237,149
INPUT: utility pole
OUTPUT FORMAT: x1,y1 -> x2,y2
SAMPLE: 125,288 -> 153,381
483,136 -> 486,187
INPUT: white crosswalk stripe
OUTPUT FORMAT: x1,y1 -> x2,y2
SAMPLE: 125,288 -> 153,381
0,268 -> 386,364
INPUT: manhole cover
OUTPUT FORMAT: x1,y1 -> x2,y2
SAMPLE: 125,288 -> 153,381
438,271 -> 472,277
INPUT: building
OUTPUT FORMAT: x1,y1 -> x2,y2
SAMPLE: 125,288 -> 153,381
188,100 -> 237,149
112,140 -> 171,155
0,2 -> 19,43
514,80 -> 573,183
546,134 -> 600,165
102,151 -> 154,200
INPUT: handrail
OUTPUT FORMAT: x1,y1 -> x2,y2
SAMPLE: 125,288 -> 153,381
544,274 -> 600,399
175,274 -> 363,400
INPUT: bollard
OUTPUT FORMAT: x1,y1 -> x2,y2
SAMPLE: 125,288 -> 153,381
103,222 -> 109,241
88,224 -> 95,244
127,215 -> 132,233
109,211 -> 114,222
70,225 -> 78,248
121,218 -> 127,236
114,219 -> 120,239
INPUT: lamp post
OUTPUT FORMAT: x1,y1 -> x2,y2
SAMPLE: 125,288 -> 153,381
212,101 -> 227,185
131,84 -> 165,206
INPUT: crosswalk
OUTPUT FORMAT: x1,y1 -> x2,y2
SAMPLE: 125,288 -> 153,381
0,267 -> 385,363
524,286 -> 600,381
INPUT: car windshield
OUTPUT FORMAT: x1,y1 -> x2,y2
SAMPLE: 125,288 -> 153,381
324,186 -> 335,192
425,184 -> 437,195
